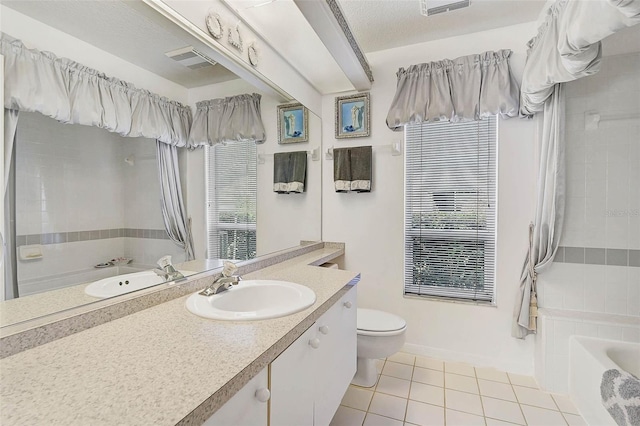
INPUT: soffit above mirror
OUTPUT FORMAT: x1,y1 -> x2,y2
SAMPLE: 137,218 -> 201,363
223,0 -> 356,94
1,0 -> 240,88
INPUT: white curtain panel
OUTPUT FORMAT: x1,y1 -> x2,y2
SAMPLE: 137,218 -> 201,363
0,34 -> 192,147
520,0 -> 640,115
156,142 -> 195,261
385,49 -> 519,129
3,109 -> 18,192
513,84 -> 565,339
187,93 -> 266,148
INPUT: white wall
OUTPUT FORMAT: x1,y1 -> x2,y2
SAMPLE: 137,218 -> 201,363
186,79 -> 322,259
322,22 -> 539,374
0,5 -> 188,103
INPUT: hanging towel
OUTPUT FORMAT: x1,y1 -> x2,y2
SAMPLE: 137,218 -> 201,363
349,146 -> 372,192
273,151 -> 307,193
288,151 -> 307,193
273,152 -> 289,193
333,146 -> 372,192
333,148 -> 351,192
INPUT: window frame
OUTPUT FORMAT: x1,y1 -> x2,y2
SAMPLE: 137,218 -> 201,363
403,117 -> 498,305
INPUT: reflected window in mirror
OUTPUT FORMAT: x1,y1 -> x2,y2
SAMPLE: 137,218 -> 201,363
206,142 -> 257,261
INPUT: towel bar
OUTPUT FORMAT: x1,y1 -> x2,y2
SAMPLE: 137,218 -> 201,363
257,147 -> 320,164
325,143 -> 402,160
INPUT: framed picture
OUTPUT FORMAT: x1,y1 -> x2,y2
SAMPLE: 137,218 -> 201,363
277,103 -> 309,144
335,92 -> 370,139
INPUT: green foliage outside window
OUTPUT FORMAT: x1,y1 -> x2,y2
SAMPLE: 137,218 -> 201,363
412,238 -> 485,291
219,230 -> 256,261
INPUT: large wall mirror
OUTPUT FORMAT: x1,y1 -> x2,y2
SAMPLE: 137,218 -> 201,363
0,0 -> 322,329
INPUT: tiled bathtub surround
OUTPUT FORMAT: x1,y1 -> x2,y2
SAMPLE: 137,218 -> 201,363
554,246 -> 640,267
16,228 -> 169,246
535,53 -> 640,394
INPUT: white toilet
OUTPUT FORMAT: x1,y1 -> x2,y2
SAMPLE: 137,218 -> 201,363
352,308 -> 407,387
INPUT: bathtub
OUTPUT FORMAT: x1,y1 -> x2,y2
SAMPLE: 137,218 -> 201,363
569,336 -> 640,426
85,269 -> 195,298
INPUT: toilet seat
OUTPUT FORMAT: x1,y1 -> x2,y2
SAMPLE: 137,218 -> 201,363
357,308 -> 407,337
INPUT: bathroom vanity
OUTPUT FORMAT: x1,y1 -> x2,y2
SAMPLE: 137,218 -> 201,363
206,286 -> 357,426
0,244 -> 359,425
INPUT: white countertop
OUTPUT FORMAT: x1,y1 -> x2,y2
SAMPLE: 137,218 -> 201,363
0,247 -> 358,425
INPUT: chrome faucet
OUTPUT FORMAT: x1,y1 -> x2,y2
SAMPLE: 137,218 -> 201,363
154,255 -> 185,281
199,261 -> 242,296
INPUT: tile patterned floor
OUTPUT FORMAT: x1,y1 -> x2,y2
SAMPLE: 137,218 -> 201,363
330,352 -> 586,426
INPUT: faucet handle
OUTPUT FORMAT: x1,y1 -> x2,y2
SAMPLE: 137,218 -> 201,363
222,261 -> 238,277
157,255 -> 172,269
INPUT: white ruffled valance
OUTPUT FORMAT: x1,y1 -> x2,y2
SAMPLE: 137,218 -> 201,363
1,34 -> 192,146
520,0 -> 640,116
187,93 -> 266,148
386,49 -> 519,129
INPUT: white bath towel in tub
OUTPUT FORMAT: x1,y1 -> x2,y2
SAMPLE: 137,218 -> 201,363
601,368 -> 640,426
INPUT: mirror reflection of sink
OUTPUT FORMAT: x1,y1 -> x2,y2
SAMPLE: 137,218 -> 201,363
185,280 -> 316,321
85,270 -> 196,298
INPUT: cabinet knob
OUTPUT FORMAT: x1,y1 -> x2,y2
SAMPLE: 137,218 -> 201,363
255,388 -> 271,403
319,325 -> 330,335
309,338 -> 321,349
344,301 -> 353,309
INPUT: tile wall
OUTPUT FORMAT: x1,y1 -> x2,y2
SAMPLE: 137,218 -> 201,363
535,52 -> 640,393
15,112 -> 184,293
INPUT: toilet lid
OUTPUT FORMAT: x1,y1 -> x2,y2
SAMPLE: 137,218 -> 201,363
357,309 -> 406,332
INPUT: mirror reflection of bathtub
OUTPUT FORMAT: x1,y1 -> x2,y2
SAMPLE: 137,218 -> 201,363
84,269 -> 198,298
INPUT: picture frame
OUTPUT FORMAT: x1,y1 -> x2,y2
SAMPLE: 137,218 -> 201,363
277,103 -> 309,144
335,92 -> 370,139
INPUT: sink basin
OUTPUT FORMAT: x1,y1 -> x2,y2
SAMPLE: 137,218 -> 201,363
85,270 -> 196,298
185,280 -> 316,321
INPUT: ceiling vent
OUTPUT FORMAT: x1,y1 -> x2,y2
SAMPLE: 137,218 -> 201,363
165,47 -> 218,70
420,0 -> 470,16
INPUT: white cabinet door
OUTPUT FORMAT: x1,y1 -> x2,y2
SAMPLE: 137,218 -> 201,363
270,323 -> 317,426
203,367 -> 269,426
313,287 -> 357,426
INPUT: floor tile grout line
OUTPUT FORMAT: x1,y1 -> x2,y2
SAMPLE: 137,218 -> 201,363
511,381 -> 530,426
403,357 -> 415,425
475,367 -> 488,420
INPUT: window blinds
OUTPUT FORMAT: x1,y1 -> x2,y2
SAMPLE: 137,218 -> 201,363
206,141 -> 257,261
404,117 -> 497,302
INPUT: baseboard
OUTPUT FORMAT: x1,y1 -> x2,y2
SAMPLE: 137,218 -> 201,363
402,343 -> 533,376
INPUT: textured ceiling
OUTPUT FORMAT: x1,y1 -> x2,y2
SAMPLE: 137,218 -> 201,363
337,0 -> 547,53
2,0 -> 239,88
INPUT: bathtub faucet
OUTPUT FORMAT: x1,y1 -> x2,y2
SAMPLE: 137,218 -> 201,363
154,255 -> 185,281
